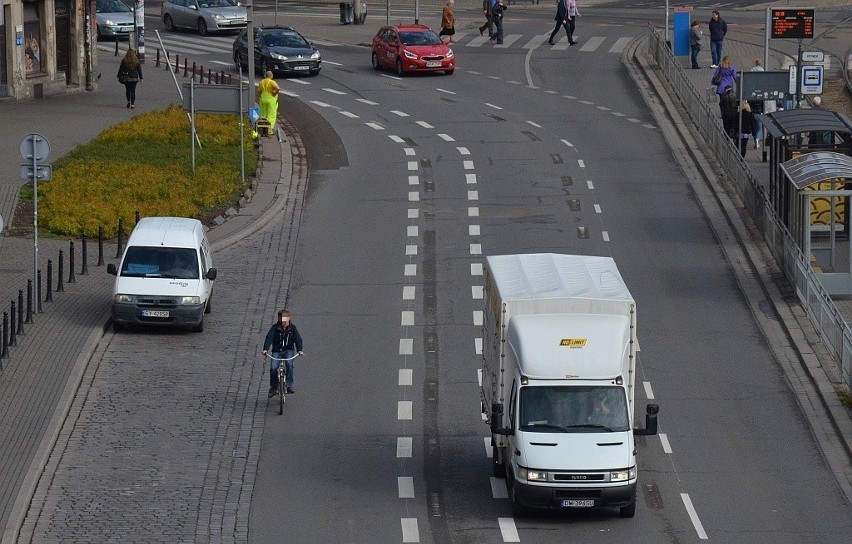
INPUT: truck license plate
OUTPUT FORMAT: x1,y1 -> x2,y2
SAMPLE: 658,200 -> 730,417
142,310 -> 169,318
561,499 -> 594,508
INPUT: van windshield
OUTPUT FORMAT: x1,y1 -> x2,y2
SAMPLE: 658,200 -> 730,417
519,386 -> 629,432
120,247 -> 200,280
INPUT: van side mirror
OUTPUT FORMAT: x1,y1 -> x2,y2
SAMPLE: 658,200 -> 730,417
634,404 -> 659,436
107,263 -> 117,276
206,268 -> 217,280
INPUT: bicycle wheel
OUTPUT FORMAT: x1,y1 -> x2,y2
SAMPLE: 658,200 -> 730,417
278,379 -> 285,415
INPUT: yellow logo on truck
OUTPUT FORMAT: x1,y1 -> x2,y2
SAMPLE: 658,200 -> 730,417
560,338 -> 587,348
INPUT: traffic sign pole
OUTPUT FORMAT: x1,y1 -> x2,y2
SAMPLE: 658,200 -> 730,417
20,134 -> 50,298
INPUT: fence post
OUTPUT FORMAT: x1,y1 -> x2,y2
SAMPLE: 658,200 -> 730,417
57,250 -> 64,292
68,241 -> 76,284
46,260 -> 53,303
25,281 -> 33,324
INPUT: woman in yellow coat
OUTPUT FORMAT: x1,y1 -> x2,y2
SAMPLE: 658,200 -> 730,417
257,71 -> 280,128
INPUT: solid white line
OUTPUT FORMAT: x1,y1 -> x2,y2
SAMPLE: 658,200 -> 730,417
402,311 -> 414,326
399,339 -> 414,355
398,476 -> 415,498
401,518 -> 420,542
399,369 -> 413,386
398,401 -> 413,420
643,381 -> 655,399
491,477 -> 509,499
498,518 -> 520,542
403,286 -> 416,300
397,436 -> 413,457
681,493 -> 708,539
660,433 -> 673,454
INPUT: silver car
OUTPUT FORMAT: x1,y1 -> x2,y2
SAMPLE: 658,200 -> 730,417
161,0 -> 247,36
96,0 -> 135,40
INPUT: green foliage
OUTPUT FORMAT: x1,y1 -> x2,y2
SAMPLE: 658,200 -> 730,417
39,105 -> 257,238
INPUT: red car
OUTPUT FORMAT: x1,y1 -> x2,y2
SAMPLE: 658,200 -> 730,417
371,24 -> 455,76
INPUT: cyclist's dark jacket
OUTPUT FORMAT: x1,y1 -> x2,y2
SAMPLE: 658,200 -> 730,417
263,323 -> 303,353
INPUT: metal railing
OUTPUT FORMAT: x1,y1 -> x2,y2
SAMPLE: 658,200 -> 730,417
647,24 -> 852,389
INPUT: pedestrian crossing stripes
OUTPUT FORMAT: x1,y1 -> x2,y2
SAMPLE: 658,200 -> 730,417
98,32 -> 637,59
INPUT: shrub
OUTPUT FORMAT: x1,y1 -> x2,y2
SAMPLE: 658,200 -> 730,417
36,105 -> 257,238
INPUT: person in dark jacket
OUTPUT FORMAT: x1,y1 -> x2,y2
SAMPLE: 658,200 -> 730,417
117,49 -> 143,109
548,0 -> 578,46
738,101 -> 754,157
688,20 -> 702,69
262,309 -> 305,397
720,86 -> 739,143
708,10 -> 727,68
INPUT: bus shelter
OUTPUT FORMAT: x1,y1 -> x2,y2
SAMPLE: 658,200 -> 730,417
759,108 -> 852,228
780,152 -> 852,295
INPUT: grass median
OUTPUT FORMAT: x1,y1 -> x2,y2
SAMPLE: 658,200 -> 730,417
14,105 -> 258,239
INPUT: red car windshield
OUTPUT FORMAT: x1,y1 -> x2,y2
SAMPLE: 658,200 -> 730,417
399,31 -> 442,46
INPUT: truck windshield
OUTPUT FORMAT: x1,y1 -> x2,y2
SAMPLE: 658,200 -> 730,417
519,386 -> 630,432
121,247 -> 200,280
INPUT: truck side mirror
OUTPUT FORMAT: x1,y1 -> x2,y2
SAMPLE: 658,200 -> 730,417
107,263 -> 117,276
634,404 -> 659,436
206,268 -> 217,280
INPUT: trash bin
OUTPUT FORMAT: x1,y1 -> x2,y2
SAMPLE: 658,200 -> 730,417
339,2 -> 354,25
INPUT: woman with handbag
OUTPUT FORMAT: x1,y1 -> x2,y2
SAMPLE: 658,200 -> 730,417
711,55 -> 736,109
117,49 -> 143,109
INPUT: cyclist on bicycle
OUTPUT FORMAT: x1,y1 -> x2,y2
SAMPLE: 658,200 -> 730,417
261,309 -> 304,397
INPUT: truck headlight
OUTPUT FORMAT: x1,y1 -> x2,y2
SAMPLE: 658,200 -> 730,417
611,466 -> 637,482
114,294 -> 133,303
517,467 -> 547,482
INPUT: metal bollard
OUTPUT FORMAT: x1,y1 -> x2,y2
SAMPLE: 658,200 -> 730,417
46,260 -> 53,303
69,241 -> 76,283
82,235 -> 89,275
192,62 -> 197,81
57,250 -> 64,292
156,48 -> 160,67
208,68 -> 212,83
17,291 -> 23,335
115,36 -> 119,56
1,312 -> 7,360
175,54 -> 180,74
37,269 -> 43,313
184,57 -> 188,77
116,218 -> 124,258
25,281 -> 33,324
98,225 -> 105,266
9,301 -> 16,347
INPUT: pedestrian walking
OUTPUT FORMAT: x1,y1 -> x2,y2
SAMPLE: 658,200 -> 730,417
738,101 -> 754,157
257,70 -> 280,129
548,0 -> 579,46
117,49 -> 143,109
479,0 -> 494,38
489,0 -> 506,45
688,20 -> 702,69
439,0 -> 456,43
711,55 -> 736,106
708,10 -> 727,68
720,85 -> 739,146
748,59 -> 765,147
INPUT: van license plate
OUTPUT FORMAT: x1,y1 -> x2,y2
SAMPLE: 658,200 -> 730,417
561,499 -> 594,508
142,310 -> 169,318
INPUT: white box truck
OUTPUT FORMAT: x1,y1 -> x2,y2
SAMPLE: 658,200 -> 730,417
482,253 -> 658,518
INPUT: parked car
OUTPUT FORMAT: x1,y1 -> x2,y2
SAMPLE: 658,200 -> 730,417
161,0 -> 247,36
95,0 -> 135,41
371,24 -> 455,76
233,26 -> 321,76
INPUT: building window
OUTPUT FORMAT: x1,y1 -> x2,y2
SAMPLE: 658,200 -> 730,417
24,3 -> 42,75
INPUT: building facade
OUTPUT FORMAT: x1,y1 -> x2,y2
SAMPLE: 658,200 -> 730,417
1,0 -> 99,100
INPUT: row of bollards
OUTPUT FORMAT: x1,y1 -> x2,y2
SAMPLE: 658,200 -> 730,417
154,48 -> 235,85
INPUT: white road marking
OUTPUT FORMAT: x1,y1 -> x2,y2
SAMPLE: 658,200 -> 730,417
475,337 -> 483,354
391,110 -> 410,117
660,433 -> 673,454
310,100 -> 333,108
406,244 -> 418,256
399,369 -> 413,386
409,175 -> 419,185
389,135 -> 405,143
473,311 -> 483,326
495,34 -> 522,48
468,190 -> 479,201
466,173 -> 477,184
407,226 -> 419,237
339,111 -> 359,118
401,518 -> 419,542
438,133 -> 455,141
457,147 -> 470,155
594,204 -> 602,214
366,122 -> 385,130
469,225 -> 481,236
643,381 -> 654,399
357,98 -> 378,106
401,311 -> 414,326
397,437 -> 413,457
527,120 -> 542,128
468,207 -> 479,216
405,148 -> 416,156
681,493 -> 709,539
491,477 -> 509,498
470,243 -> 482,255
408,191 -> 420,202
498,518 -> 520,542
485,102 -> 503,110
463,160 -> 475,170
471,262 -> 483,275
399,339 -> 413,356
472,286 -> 484,299
408,208 -> 419,218
579,36 -> 605,52
578,159 -> 585,168
437,88 -> 456,95
398,476 -> 415,498
416,120 -> 434,128
408,161 -> 418,171
404,264 -> 417,276
484,436 -> 491,456
523,33 -> 550,49
610,37 -> 632,53
561,139 -> 573,147
398,401 -> 413,420
586,180 -> 595,190
403,286 -> 416,300
602,231 -> 610,241
323,87 -> 345,95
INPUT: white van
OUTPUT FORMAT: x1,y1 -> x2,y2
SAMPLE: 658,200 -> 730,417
107,217 -> 217,332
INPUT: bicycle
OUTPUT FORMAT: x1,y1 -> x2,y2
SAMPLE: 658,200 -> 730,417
263,352 -> 300,415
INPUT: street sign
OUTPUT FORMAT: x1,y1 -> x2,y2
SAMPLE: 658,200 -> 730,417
801,65 -> 824,94
771,8 -> 815,39
20,164 -> 52,180
802,51 -> 824,62
19,133 -> 50,161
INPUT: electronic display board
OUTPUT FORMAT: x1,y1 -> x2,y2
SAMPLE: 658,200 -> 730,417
771,8 -> 815,39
